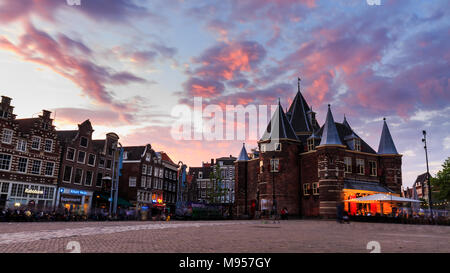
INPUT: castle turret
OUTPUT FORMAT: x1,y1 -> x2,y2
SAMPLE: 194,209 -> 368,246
316,105 -> 346,218
377,118 -> 402,193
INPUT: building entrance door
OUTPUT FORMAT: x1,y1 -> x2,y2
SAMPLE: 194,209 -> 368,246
0,194 -> 7,209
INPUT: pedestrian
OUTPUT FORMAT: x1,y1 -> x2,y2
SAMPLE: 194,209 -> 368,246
342,210 -> 350,224
281,208 -> 286,220
336,203 -> 343,223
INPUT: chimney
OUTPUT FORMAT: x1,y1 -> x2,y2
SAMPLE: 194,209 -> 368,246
307,107 -> 317,130
42,110 -> 51,119
211,158 -> 214,165
1,96 -> 11,106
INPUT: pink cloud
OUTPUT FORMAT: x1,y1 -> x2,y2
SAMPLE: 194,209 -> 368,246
0,22 -> 147,123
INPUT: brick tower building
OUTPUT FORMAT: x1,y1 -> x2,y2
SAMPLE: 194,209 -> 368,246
234,79 -> 402,219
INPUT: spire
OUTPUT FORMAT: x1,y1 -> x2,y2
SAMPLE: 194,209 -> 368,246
378,118 -> 398,154
237,143 -> 250,161
261,100 -> 298,142
343,114 -> 351,129
319,104 -> 342,146
287,78 -> 313,133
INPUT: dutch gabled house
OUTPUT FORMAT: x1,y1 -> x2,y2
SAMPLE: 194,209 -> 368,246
189,156 -> 236,205
55,119 -> 119,215
119,144 -> 170,217
0,96 -> 60,211
160,152 -> 178,214
234,80 -> 402,219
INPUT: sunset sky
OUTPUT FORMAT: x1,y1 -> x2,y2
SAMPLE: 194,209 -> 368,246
0,0 -> 448,188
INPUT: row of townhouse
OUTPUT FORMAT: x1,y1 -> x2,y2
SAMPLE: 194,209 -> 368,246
0,95 -> 181,216
188,156 -> 236,205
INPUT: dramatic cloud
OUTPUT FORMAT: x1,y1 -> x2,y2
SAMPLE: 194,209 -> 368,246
0,22 -> 147,122
0,0 -> 152,23
52,107 -> 123,127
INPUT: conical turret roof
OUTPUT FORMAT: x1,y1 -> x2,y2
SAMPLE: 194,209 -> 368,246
378,118 -> 398,154
237,143 -> 250,161
287,78 -> 314,134
319,105 -> 343,146
260,100 -> 298,142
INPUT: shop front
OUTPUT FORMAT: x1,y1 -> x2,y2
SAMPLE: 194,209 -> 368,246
343,180 -> 397,216
0,180 -> 56,211
56,187 -> 93,215
151,193 -> 166,219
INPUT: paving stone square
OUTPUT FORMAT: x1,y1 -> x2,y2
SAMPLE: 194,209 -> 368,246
0,220 -> 449,253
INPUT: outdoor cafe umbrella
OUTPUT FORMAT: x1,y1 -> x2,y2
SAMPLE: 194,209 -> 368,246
345,193 -> 422,203
345,193 -> 422,215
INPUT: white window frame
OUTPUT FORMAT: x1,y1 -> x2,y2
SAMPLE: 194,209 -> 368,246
2,129 -> 13,144
141,176 -> 146,188
17,157 -> 28,173
354,138 -> 361,151
129,177 -> 137,187
261,144 -> 266,153
66,148 -> 76,161
142,164 -> 147,175
356,158 -> 365,175
16,139 -> 27,152
303,183 -> 311,196
77,150 -> 86,164
198,171 -> 203,179
0,153 -> 12,171
270,158 -> 279,173
87,153 -> 96,166
275,143 -> 282,151
84,170 -> 93,186
73,168 -> 83,185
31,160 -> 42,175
62,165 -> 73,183
31,136 -> 41,150
312,182 -> 319,195
369,161 -> 377,176
44,139 -> 53,152
344,157 -> 352,173
80,136 -> 88,148
44,161 -> 55,177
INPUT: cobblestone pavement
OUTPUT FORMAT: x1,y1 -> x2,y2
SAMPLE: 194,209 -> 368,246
0,220 -> 449,253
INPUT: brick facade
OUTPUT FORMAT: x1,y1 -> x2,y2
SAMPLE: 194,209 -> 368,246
0,96 -> 60,211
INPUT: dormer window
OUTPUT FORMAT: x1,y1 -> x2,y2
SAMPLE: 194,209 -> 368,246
123,152 -> 128,160
307,139 -> 315,151
275,143 -> 282,151
80,137 -> 88,148
260,144 -> 266,153
354,138 -> 361,151
2,129 -> 13,144
146,153 -> 151,161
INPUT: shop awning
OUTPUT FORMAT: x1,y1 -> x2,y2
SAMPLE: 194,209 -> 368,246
95,193 -> 133,207
345,193 -> 422,203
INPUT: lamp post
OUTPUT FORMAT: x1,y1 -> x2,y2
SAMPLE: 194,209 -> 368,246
177,161 -> 186,213
422,130 -> 432,217
102,176 -> 112,215
272,155 -> 277,218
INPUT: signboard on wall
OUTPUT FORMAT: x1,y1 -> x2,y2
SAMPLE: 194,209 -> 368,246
60,195 -> 82,204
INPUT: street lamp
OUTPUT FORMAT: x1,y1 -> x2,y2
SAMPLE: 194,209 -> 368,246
422,130 -> 433,217
102,176 -> 112,215
272,155 -> 277,218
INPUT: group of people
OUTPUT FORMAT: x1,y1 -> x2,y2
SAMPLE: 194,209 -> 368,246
0,207 -> 142,222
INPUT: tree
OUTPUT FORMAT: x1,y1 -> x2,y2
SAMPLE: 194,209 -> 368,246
206,165 -> 228,204
431,157 -> 450,201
